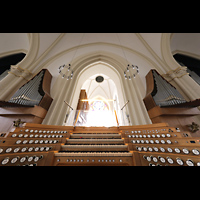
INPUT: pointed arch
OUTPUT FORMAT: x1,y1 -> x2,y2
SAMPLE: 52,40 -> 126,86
43,50 -> 152,126
161,33 -> 181,71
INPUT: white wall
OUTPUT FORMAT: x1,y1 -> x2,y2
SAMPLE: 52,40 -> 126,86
0,33 -> 29,55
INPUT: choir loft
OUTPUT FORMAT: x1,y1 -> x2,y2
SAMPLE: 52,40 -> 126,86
0,33 -> 200,166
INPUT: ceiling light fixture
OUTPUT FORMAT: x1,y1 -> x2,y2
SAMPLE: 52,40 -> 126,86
124,64 -> 139,80
58,64 -> 73,80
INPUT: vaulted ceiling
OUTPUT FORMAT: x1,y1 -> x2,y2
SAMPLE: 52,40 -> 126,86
81,63 -> 117,100
0,33 -> 200,90
1,33 -> 199,63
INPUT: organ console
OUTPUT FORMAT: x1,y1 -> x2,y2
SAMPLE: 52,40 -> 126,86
143,69 -> 200,135
0,69 -> 53,132
1,68 -> 200,166
1,122 -> 200,166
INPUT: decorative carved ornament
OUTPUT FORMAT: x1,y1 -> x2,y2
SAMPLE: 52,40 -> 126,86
162,66 -> 189,82
13,119 -> 26,127
8,65 -> 33,81
187,122 -> 200,133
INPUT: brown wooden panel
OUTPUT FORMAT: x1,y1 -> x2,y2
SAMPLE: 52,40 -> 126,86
143,70 -> 157,111
148,106 -> 200,119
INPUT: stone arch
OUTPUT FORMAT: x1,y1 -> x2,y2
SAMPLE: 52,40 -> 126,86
17,33 -> 40,69
43,50 -> 151,126
0,33 -> 40,100
161,33 -> 200,101
44,52 -> 127,125
0,33 -> 40,71
161,33 -> 181,71
65,61 -> 125,126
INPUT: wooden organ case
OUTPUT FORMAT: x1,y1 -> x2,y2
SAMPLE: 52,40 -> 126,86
143,69 -> 200,136
0,69 -> 53,132
1,122 -> 200,166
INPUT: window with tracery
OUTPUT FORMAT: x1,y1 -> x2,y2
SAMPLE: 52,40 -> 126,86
90,100 -> 109,111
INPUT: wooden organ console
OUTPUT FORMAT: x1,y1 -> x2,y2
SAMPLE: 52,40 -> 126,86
0,69 -> 53,132
143,69 -> 200,135
1,122 -> 200,166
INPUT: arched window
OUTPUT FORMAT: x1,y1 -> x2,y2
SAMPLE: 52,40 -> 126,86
90,100 -> 109,111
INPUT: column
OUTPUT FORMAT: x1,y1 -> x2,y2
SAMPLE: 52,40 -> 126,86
163,66 -> 200,100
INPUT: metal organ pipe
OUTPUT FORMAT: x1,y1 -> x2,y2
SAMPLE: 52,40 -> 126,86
20,73 -> 40,105
152,71 -> 171,106
8,70 -> 44,106
9,72 -> 39,105
26,72 -> 43,106
155,71 -> 175,106
152,70 -> 187,107
26,71 -> 44,106
154,71 -> 175,106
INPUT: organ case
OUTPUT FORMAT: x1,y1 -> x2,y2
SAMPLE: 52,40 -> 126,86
0,69 -> 53,132
143,69 -> 200,135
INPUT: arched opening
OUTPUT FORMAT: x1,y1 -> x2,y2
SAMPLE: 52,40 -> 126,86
0,52 -> 26,81
43,50 -> 152,126
173,53 -> 200,85
64,61 -> 127,127
170,33 -> 200,86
